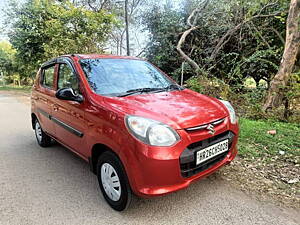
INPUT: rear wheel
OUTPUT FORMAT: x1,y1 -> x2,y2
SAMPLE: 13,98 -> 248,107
97,151 -> 132,211
34,119 -> 52,147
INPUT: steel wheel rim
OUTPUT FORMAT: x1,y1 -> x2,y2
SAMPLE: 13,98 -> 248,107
35,121 -> 42,142
101,163 -> 121,201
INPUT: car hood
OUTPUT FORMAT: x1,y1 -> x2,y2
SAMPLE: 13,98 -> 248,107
103,89 -> 228,129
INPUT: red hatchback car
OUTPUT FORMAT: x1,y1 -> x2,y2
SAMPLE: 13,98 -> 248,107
31,54 -> 239,211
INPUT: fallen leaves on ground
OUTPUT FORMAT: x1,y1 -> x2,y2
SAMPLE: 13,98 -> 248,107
217,154 -> 300,208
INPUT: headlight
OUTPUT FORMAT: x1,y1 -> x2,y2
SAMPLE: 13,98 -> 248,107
125,115 -> 180,146
219,100 -> 237,124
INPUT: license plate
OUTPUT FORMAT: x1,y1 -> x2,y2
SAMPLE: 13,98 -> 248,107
196,139 -> 229,165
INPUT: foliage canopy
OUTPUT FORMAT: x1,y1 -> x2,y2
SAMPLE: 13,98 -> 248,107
142,0 -> 289,85
5,0 -> 117,79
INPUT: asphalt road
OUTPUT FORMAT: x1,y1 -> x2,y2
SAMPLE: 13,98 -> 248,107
0,92 -> 299,225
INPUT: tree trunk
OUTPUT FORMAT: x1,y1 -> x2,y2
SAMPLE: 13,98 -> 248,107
263,0 -> 300,111
125,0 -> 130,56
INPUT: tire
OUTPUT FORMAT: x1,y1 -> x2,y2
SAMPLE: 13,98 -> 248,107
34,118 -> 52,147
97,151 -> 132,211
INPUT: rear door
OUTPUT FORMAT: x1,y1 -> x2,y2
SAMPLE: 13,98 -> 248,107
51,58 -> 87,157
35,64 -> 57,136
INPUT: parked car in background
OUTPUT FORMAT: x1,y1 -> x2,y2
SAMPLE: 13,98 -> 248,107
31,54 -> 239,211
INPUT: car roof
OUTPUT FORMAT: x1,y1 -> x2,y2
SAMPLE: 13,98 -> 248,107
71,54 -> 142,60
41,54 -> 143,67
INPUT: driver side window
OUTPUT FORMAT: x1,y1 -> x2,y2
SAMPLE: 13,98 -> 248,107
58,63 -> 80,94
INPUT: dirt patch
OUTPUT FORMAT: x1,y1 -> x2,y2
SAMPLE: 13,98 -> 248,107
218,156 -> 300,209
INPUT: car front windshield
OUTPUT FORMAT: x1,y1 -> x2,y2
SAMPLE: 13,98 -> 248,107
79,58 -> 175,96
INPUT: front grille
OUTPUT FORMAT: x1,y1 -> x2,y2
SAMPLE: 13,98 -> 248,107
180,131 -> 235,178
185,118 -> 225,132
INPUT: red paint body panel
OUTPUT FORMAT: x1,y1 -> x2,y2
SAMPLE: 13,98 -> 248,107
102,89 -> 228,129
31,54 -> 239,197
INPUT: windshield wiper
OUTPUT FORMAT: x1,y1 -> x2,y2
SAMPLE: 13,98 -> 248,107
117,87 -> 164,97
117,85 -> 183,97
163,84 -> 184,91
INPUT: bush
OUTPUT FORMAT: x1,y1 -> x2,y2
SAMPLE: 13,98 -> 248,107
185,76 -> 300,123
186,76 -> 231,99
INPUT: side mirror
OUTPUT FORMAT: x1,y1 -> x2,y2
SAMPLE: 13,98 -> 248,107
55,88 -> 83,103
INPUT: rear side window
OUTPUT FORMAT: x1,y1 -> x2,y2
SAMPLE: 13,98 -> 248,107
42,66 -> 55,89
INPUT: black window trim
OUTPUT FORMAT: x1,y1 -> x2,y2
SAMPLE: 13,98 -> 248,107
57,57 -> 78,77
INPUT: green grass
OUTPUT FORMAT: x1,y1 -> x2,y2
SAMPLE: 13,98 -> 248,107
0,85 -> 31,92
238,118 -> 300,158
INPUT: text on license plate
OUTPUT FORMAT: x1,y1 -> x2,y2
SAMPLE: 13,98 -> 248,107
196,139 -> 229,165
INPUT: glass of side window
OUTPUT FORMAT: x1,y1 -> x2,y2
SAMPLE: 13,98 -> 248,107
42,66 -> 55,89
58,64 -> 80,94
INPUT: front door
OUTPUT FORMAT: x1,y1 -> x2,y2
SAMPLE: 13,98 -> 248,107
52,59 -> 87,157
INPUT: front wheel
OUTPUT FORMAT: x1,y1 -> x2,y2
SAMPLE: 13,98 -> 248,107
97,151 -> 132,211
34,119 -> 52,147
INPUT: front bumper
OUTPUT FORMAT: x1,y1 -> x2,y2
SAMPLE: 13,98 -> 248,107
123,117 -> 239,197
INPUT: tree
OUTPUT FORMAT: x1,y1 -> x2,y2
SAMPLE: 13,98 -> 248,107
5,0 -> 116,80
0,41 -> 16,76
143,0 -> 287,85
81,0 -> 144,56
0,41 -> 20,85
142,4 -> 185,81
42,1 -> 117,57
108,0 -> 142,56
263,0 -> 300,110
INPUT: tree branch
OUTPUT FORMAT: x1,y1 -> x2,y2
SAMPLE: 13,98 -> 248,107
210,6 -> 281,60
87,0 -> 97,12
176,0 -> 209,73
270,27 -> 285,45
177,26 -> 201,71
136,42 -> 150,57
99,0 -> 110,11
87,0 -> 110,12
248,21 -> 271,49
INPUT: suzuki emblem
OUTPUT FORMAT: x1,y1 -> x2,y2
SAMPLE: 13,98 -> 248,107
206,124 -> 215,135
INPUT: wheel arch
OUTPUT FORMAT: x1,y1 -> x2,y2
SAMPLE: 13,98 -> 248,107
89,143 -> 120,175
